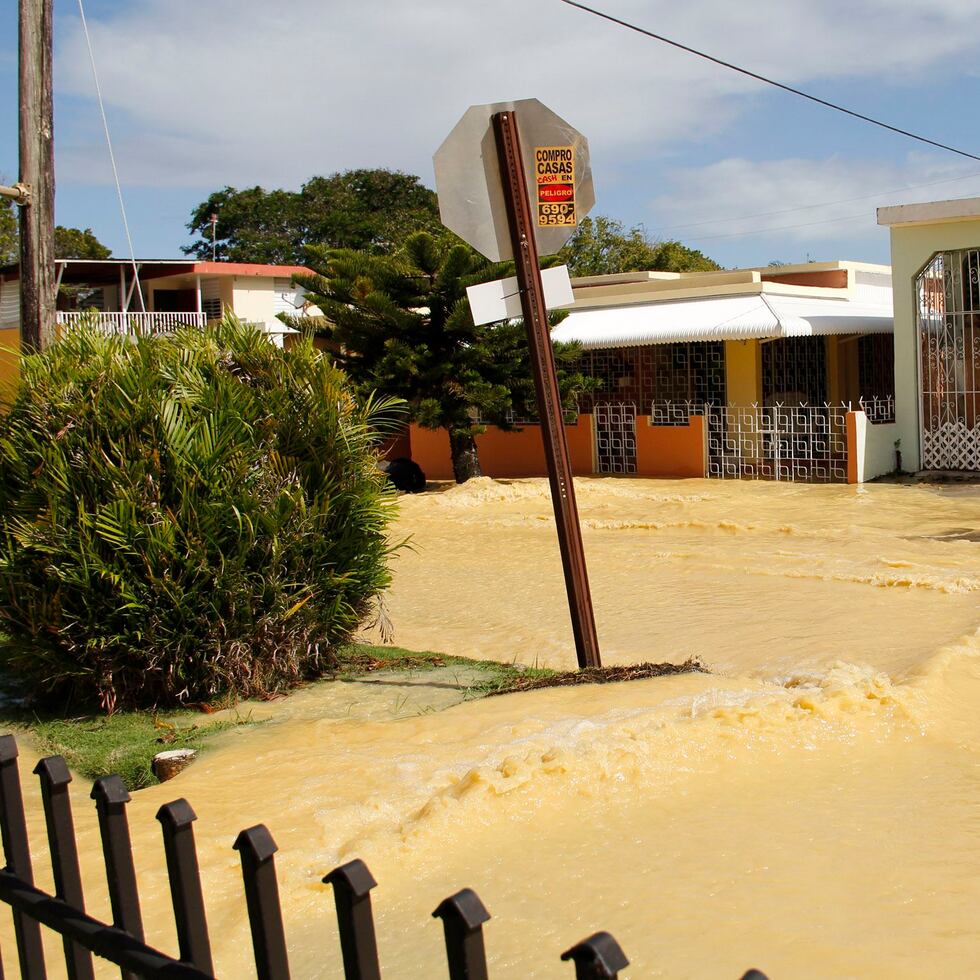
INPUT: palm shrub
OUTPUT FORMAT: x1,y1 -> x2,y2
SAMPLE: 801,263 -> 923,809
0,316 -> 401,711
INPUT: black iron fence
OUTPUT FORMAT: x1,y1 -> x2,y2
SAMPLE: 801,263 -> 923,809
0,734 -> 769,979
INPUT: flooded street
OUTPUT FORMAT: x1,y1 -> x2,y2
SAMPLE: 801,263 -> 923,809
380,477 -> 979,679
8,477 -> 980,977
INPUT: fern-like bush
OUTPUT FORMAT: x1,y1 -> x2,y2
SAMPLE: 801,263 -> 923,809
0,317 -> 401,710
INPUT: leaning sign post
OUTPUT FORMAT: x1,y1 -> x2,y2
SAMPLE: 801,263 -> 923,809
434,99 -> 602,670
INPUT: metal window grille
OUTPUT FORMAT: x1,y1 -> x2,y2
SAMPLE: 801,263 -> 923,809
652,341 -> 726,404
594,402 -> 637,474
857,334 -> 895,410
762,337 -> 827,406
858,396 -> 896,425
706,403 -> 849,483
576,342 -> 726,415
650,400 -> 703,426
577,348 -> 638,412
916,249 -> 980,470
473,407 -> 578,426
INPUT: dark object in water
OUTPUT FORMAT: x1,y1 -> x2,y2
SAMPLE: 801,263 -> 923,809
380,457 -> 427,493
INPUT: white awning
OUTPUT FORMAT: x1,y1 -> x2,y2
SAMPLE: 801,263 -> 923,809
551,294 -> 893,348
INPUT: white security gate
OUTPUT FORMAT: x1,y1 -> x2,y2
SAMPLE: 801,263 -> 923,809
917,249 -> 980,471
706,404 -> 849,482
593,402 -> 637,474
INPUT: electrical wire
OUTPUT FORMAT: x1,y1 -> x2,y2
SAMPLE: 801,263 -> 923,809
557,0 -> 980,164
76,0 -> 144,310
683,210 -> 870,243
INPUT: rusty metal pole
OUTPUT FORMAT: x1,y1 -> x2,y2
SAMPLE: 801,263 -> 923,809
492,110 -> 601,669
19,0 -> 56,352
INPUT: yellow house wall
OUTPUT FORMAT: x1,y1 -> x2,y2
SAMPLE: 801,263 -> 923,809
724,339 -> 760,403
887,216 -> 980,470
0,328 -> 20,393
219,276 -> 234,316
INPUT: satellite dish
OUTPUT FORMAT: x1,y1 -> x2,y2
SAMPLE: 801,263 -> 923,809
281,285 -> 307,309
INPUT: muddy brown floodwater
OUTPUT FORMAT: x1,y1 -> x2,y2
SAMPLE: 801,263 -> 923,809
7,477 -> 980,978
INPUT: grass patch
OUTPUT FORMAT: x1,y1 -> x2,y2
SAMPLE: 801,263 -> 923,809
0,704 -> 250,790
334,644 -> 705,696
483,659 -> 708,695
335,642 -> 558,695
0,643 -> 705,790
32,713 -> 247,790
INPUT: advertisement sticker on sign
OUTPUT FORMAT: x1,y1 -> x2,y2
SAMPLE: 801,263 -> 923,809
535,145 -> 577,227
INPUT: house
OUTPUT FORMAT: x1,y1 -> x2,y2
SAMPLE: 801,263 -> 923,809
409,260 -> 898,484
0,258 -> 319,385
877,196 -> 980,474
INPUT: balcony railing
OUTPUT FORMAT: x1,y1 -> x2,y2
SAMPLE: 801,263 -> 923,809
56,311 -> 208,335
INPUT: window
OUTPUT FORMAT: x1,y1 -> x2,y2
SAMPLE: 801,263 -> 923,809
201,278 -> 222,320
0,281 -> 19,329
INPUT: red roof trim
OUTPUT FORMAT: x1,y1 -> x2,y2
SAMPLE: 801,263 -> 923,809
189,262 -> 313,278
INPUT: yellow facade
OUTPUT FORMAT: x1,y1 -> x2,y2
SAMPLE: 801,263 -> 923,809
724,339 -> 760,404
0,328 -> 20,395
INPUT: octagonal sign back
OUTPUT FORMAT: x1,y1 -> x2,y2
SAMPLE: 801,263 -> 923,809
434,98 -> 595,263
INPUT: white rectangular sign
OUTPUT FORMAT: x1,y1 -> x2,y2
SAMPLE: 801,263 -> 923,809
466,265 -> 575,327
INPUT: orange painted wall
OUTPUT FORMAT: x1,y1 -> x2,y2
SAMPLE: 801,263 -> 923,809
409,425 -> 454,480
634,415 -> 706,478
846,411 -> 859,485
408,417 -> 594,481
378,430 -> 412,460
761,269 -> 849,288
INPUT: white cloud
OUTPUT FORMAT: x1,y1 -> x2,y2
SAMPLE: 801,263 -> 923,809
52,0 -> 980,189
646,154 -> 980,246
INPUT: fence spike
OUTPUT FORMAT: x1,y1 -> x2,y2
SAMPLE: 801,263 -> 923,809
234,824 -> 290,980
156,799 -> 214,974
34,756 -> 94,980
432,888 -> 490,980
0,735 -> 46,979
323,859 -> 381,980
560,931 -> 629,979
91,775 -> 144,980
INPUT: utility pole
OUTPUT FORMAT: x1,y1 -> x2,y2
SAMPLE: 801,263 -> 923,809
18,0 -> 56,352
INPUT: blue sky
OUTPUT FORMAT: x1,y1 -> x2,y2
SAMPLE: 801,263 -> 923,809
3,0 -> 980,268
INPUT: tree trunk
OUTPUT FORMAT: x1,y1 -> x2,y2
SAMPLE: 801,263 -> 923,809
449,429 -> 482,483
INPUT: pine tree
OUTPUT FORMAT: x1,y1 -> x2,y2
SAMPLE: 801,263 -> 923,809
293,233 -> 594,483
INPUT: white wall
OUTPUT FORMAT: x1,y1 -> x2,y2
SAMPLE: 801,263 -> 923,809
231,276 -> 276,329
886,216 -> 980,470
861,417 -> 901,481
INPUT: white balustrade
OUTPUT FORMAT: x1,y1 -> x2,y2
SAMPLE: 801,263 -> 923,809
56,311 -> 208,335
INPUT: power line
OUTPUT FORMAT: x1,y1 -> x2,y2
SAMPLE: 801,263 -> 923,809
683,210 -> 870,243
76,0 -> 144,310
557,0 -> 980,164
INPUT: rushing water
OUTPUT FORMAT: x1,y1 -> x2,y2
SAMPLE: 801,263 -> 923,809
6,477 -> 980,978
